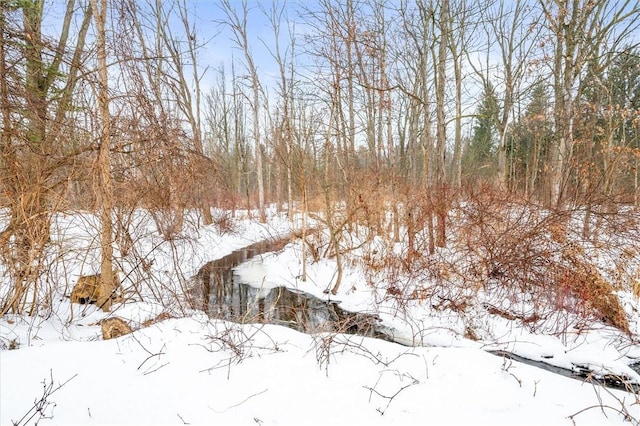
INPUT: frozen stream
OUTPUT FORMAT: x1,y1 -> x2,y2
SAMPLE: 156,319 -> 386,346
190,238 -> 639,393
191,238 -> 391,340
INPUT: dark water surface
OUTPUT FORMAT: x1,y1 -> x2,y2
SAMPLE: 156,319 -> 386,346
190,238 -> 639,394
191,238 -> 390,340
489,350 -> 640,393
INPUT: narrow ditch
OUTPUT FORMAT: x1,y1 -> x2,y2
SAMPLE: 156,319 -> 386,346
489,350 -> 640,394
190,236 -> 391,340
190,237 -> 639,394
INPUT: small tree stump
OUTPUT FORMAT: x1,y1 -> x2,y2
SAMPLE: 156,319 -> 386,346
101,317 -> 132,340
70,272 -> 121,308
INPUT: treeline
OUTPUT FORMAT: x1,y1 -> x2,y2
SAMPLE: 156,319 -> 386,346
1,0 -> 639,313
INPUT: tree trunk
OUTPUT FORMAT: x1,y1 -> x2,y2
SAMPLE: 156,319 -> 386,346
90,0 -> 115,312
1,0 -> 89,315
435,0 -> 449,248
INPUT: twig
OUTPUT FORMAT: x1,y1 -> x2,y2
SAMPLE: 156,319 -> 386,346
568,404 -> 634,424
137,351 -> 166,371
142,362 -> 170,375
12,370 -> 77,426
568,375 -> 639,425
209,388 -> 269,413
364,370 -> 419,415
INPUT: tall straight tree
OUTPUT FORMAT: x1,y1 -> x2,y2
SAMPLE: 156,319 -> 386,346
155,0 -> 214,225
89,0 -> 115,311
262,0 -> 296,216
488,0 -> 542,188
448,0 -> 473,188
218,0 -> 267,223
203,65 -> 238,212
434,0 -> 449,247
398,0 -> 437,256
112,0 -> 213,236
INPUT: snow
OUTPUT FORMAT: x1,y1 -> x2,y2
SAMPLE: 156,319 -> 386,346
2,315 -> 638,426
1,209 -> 639,425
235,236 -> 640,385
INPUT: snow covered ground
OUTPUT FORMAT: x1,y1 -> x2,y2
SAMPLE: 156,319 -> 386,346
235,238 -> 640,386
1,209 -> 639,425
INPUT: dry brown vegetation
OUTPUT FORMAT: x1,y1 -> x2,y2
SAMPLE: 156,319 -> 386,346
354,186 -> 638,336
69,272 -> 122,309
0,1 -> 639,333
100,317 -> 133,340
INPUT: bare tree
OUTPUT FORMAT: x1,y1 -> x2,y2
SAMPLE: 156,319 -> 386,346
218,0 -> 267,223
540,0 -> 640,208
89,0 -> 115,311
0,0 -> 92,315
154,0 -> 215,225
434,0 -> 449,247
262,0 -> 296,216
111,0 -> 221,237
396,0 -> 437,256
469,0 -> 544,189
448,0 -> 472,188
203,64 -> 242,214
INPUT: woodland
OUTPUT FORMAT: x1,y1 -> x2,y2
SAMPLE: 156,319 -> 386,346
1,0 -> 640,337
2,1 -> 640,424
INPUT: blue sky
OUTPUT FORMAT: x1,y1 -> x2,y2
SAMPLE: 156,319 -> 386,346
188,0 -> 311,93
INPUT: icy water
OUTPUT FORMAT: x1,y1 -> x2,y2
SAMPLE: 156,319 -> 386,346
191,238 -> 391,340
490,350 -> 639,393
190,238 -> 639,393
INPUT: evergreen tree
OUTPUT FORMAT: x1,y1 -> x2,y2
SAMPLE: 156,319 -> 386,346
608,47 -> 640,111
606,46 -> 640,199
463,82 -> 499,178
510,81 -> 552,198
607,46 -> 640,147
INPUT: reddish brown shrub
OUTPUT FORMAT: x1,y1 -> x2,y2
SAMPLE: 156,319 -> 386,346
556,249 -> 630,334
